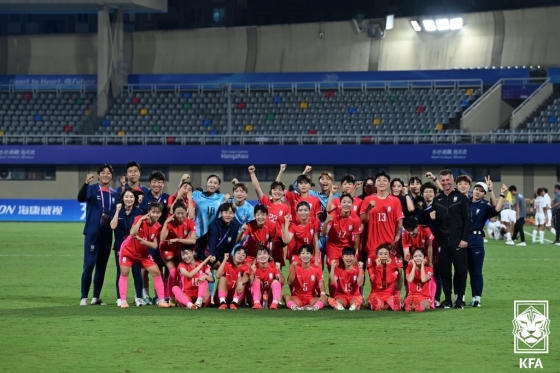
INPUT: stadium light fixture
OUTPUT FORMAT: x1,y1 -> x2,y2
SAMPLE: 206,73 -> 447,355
410,20 -> 421,32
450,17 -> 463,30
436,18 -> 449,31
422,19 -> 436,32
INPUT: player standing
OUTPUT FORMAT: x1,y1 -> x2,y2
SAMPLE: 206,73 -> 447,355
282,201 -> 321,265
239,204 -> 277,264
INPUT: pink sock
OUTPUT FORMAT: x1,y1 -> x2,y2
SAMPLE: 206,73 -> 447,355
314,301 -> 324,310
172,286 -> 191,306
251,281 -> 261,303
232,291 -> 241,304
118,275 -> 128,301
166,267 -> 177,299
429,278 -> 437,300
153,275 -> 165,300
394,289 -> 401,297
218,290 -> 227,303
287,300 -> 296,309
271,281 -> 282,303
197,279 -> 208,300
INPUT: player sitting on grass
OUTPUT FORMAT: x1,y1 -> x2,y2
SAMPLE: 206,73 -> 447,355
404,248 -> 434,312
118,201 -> 169,308
249,245 -> 284,310
368,244 -> 401,311
215,248 -> 252,309
327,247 -> 364,311
283,244 -> 327,311
172,246 -> 215,310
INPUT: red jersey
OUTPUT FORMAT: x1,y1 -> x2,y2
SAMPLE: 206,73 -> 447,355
254,262 -> 280,289
402,225 -> 434,251
167,195 -> 196,219
121,216 -> 161,256
406,264 -> 433,298
242,220 -> 277,258
222,261 -> 252,289
333,266 -> 361,297
331,196 -> 363,216
326,210 -> 362,249
259,196 -> 291,226
160,219 -> 197,252
290,265 -> 324,297
178,261 -> 211,293
359,194 -> 404,253
367,262 -> 400,298
284,191 -> 322,224
287,217 -> 321,257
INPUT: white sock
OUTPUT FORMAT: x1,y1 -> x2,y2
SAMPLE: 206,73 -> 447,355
475,296 -> 481,302
539,231 -> 545,243
551,228 -> 556,236
196,297 -> 203,303
532,230 -> 537,242
505,232 -> 512,241
142,288 -> 150,297
187,302 -> 193,308
219,297 -> 226,303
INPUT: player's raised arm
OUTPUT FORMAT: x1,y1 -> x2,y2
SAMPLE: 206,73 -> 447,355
360,199 -> 375,224
248,165 -> 265,201
287,261 -> 297,285
160,214 -> 174,241
326,184 -> 338,213
110,203 -> 122,230
494,183 -> 508,212
179,256 -> 215,279
329,260 -> 337,285
215,253 -> 229,279
322,214 -> 334,237
425,171 -> 443,192
276,164 -> 287,182
282,216 -> 293,244
77,173 -> 94,202
236,224 -> 248,243
357,261 -> 365,287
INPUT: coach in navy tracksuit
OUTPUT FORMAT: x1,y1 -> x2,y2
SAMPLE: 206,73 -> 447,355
77,164 -> 116,306
468,181 -> 505,308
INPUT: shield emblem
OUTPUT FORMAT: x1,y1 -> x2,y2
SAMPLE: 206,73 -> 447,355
311,275 -> 315,281
388,206 -> 392,212
349,225 -> 353,231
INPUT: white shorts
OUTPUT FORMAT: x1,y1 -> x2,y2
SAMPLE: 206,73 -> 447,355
535,213 -> 546,226
546,210 -> 552,226
500,209 -> 516,223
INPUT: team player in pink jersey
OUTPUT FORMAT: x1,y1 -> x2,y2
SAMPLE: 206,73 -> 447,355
367,244 -> 401,311
282,201 -> 322,265
327,247 -> 364,311
404,248 -> 434,312
118,201 -> 169,308
215,248 -> 252,309
159,201 -> 197,306
323,193 -> 362,264
283,245 -> 327,311
239,204 -> 278,264
172,246 -> 215,309
249,245 -> 284,310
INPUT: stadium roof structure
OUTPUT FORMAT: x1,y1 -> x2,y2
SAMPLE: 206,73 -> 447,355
0,0 -> 167,14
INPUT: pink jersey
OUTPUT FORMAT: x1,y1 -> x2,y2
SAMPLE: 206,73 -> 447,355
242,220 -> 277,258
254,262 -> 280,289
401,225 -> 434,251
331,196 -> 363,216
121,216 -> 161,256
333,266 -> 361,297
178,261 -> 211,293
406,264 -> 433,298
284,191 -> 322,224
287,217 -> 321,258
259,196 -> 291,226
222,262 -> 252,289
326,210 -> 362,248
359,194 -> 404,254
290,265 -> 323,297
160,219 -> 197,253
167,195 -> 196,219
367,262 -> 400,298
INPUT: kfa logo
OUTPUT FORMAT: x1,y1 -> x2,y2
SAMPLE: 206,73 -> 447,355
512,300 -> 550,354
519,358 -> 543,369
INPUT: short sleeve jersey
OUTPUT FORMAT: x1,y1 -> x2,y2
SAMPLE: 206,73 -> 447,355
178,261 -> 211,293
290,265 -> 324,297
259,196 -> 291,226
111,207 -> 144,250
333,266 -> 361,297
222,262 -> 252,289
401,225 -> 434,251
331,196 -> 363,216
359,195 -> 404,253
121,216 -> 161,256
167,195 -> 197,219
229,199 -> 255,227
160,219 -> 197,252
192,191 -> 226,237
242,221 -> 277,258
284,191 -> 322,224
406,264 -> 433,298
287,217 -> 321,255
534,196 -> 544,215
367,262 -> 400,298
326,210 -> 363,248
254,263 -> 280,289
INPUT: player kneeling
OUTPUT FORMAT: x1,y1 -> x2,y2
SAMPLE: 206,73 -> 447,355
283,245 -> 327,311
327,247 -> 364,311
368,244 -> 401,311
404,248 -> 434,312
249,245 -> 285,310
172,246 -> 215,310
215,248 -> 251,309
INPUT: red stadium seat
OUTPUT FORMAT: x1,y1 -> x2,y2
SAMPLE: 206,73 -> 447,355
131,97 -> 140,105
167,137 -> 176,144
23,93 -> 32,100
238,102 -> 246,109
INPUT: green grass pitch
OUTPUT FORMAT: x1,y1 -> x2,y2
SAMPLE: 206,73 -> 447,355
0,223 -> 558,372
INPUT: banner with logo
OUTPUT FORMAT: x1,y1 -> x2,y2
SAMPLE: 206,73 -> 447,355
0,199 -> 85,222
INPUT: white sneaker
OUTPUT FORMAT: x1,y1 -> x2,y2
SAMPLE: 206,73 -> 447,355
135,298 -> 147,307
483,239 -> 488,243
290,304 -> 300,310
516,242 -> 527,246
116,299 -> 122,307
91,298 -> 107,305
434,300 -> 440,307
555,242 -> 560,246
349,304 -> 357,311
195,299 -> 203,308
505,240 -> 515,245
80,298 -> 88,306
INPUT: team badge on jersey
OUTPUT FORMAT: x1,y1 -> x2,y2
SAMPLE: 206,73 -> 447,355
184,230 -> 188,236
279,211 -> 283,216
353,275 -> 357,281
151,234 -> 155,239
453,196 -> 458,202
269,273 -> 273,280
349,225 -> 353,231
387,206 -> 392,212
310,229 -> 314,234
311,275 -> 315,281
476,209 -> 480,215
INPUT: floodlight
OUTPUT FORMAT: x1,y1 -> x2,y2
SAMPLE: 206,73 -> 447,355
410,20 -> 421,32
436,18 -> 449,31
423,19 -> 436,32
450,17 -> 463,30
386,14 -> 394,30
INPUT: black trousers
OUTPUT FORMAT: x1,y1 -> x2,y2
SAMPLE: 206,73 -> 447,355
438,239 -> 468,301
512,217 -> 525,242
554,212 -> 560,242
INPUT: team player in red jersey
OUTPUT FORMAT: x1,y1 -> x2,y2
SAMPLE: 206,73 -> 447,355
249,246 -> 285,310
215,248 -> 252,309
402,216 -> 434,266
368,244 -> 401,311
238,205 -> 277,264
248,164 -> 290,266
327,174 -> 363,216
283,245 -> 327,311
118,201 -> 169,308
172,246 -> 215,309
327,247 -> 364,311
159,201 -> 197,306
167,175 -> 196,219
404,248 -> 434,312
282,174 -> 322,224
282,201 -> 321,265
322,193 -> 362,264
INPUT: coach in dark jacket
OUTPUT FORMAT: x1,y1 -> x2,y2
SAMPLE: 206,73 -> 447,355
431,169 -> 472,309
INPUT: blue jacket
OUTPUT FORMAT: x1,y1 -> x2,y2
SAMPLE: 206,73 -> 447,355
207,217 -> 241,263
77,183 -> 117,236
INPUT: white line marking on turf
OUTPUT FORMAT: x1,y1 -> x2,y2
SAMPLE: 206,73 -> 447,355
523,230 -> 554,244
